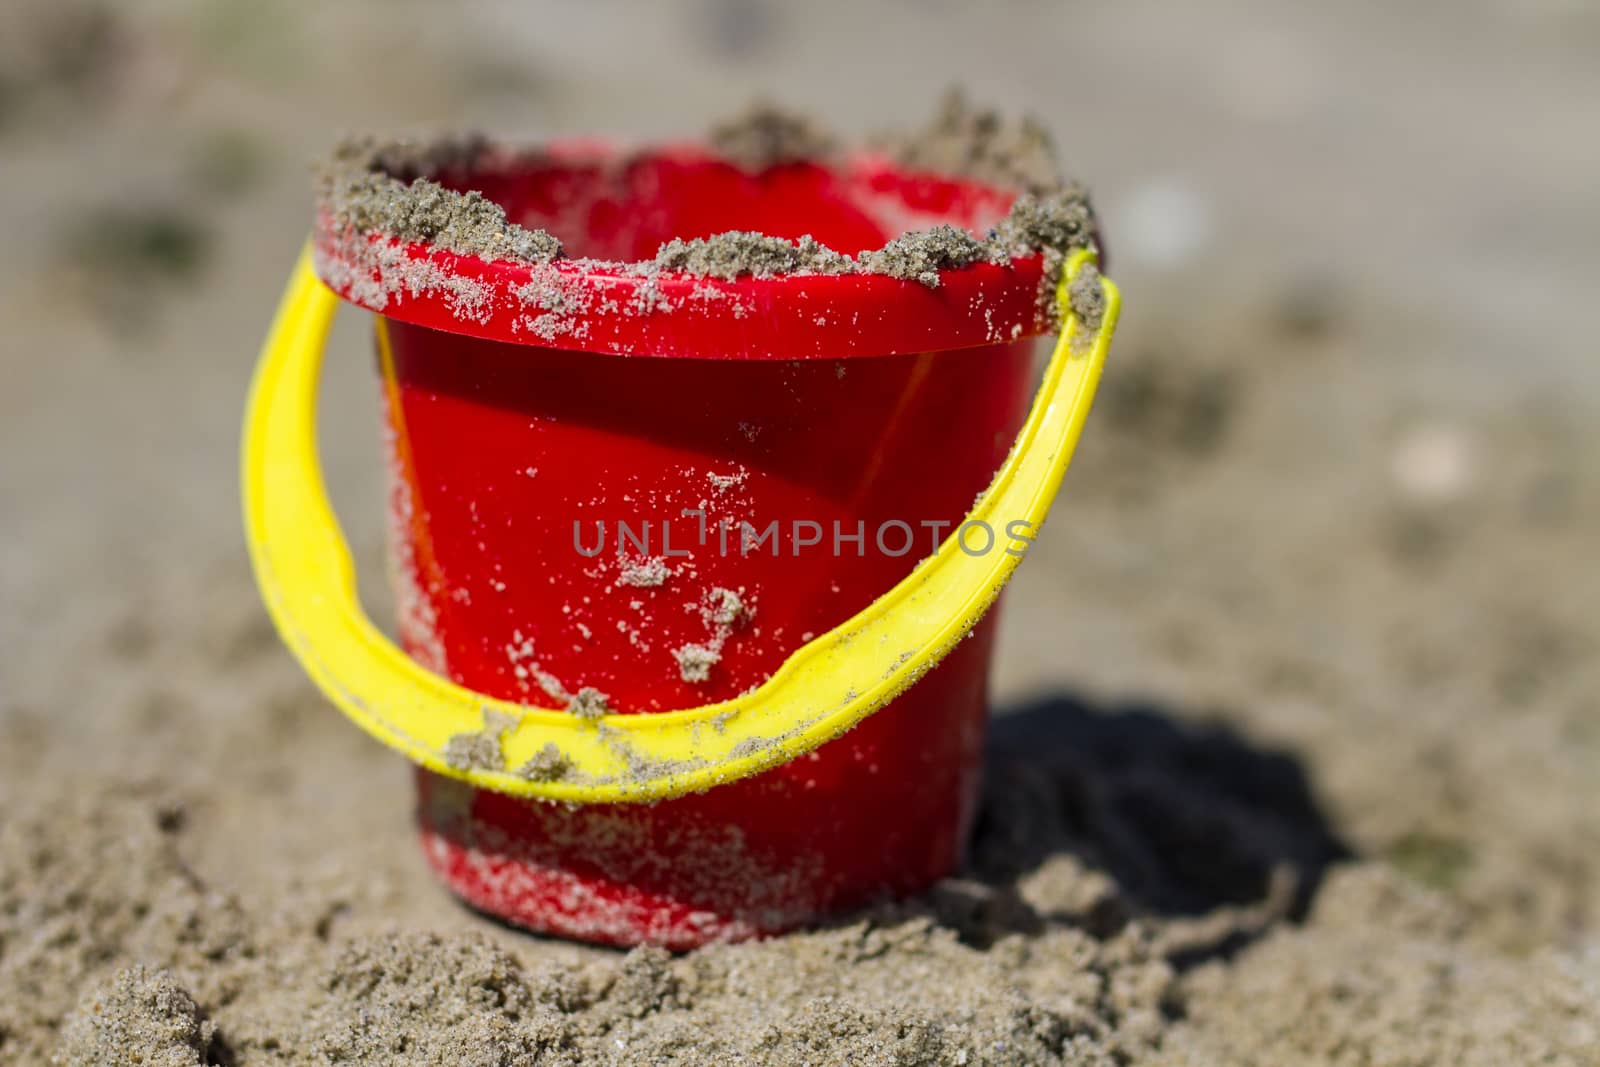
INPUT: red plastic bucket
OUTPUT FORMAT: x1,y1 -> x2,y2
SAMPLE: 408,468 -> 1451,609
315,147 -> 1057,947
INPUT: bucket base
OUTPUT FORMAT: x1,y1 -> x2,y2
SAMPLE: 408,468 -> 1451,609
415,620 -> 997,949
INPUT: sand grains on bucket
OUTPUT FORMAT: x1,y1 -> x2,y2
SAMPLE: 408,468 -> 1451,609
313,94 -> 1103,333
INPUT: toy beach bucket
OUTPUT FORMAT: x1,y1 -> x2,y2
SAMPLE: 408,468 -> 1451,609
244,141 -> 1119,948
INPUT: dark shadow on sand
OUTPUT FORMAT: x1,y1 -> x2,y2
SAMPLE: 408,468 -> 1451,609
910,692 -> 1352,963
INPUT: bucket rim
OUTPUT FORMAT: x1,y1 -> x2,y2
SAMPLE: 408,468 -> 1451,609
311,143 -> 1065,360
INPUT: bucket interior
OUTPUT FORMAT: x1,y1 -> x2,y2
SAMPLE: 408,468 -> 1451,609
423,150 -> 1020,263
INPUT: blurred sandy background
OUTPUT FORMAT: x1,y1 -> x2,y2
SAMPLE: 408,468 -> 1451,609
2,1 -> 1598,1062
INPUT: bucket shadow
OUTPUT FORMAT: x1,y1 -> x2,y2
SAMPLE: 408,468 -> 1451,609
909,692 -> 1352,962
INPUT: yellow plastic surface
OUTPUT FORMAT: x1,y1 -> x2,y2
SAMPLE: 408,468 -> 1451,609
242,243 -> 1119,803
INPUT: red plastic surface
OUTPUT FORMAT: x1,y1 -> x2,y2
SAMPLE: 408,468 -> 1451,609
329,148 -> 1048,947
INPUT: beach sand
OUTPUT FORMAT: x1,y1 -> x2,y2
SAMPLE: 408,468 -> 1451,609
2,1 -> 1597,1062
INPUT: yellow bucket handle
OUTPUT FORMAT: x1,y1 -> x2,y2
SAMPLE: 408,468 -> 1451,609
243,243 -> 1118,803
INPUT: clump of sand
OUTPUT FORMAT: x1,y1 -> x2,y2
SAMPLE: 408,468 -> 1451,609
560,686 -> 611,721
442,729 -> 502,771
995,189 -> 1099,261
1068,263 -> 1108,332
672,642 -> 721,683
443,709 -> 518,771
859,222 -> 1000,287
518,741 -> 574,782
707,101 -> 837,171
874,87 -> 1064,193
55,966 -> 217,1067
653,231 -> 855,280
318,139 -> 561,265
673,586 -> 754,684
616,557 -> 672,589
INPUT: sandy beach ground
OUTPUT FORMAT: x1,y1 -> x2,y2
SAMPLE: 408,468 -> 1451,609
2,1 -> 1597,1063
